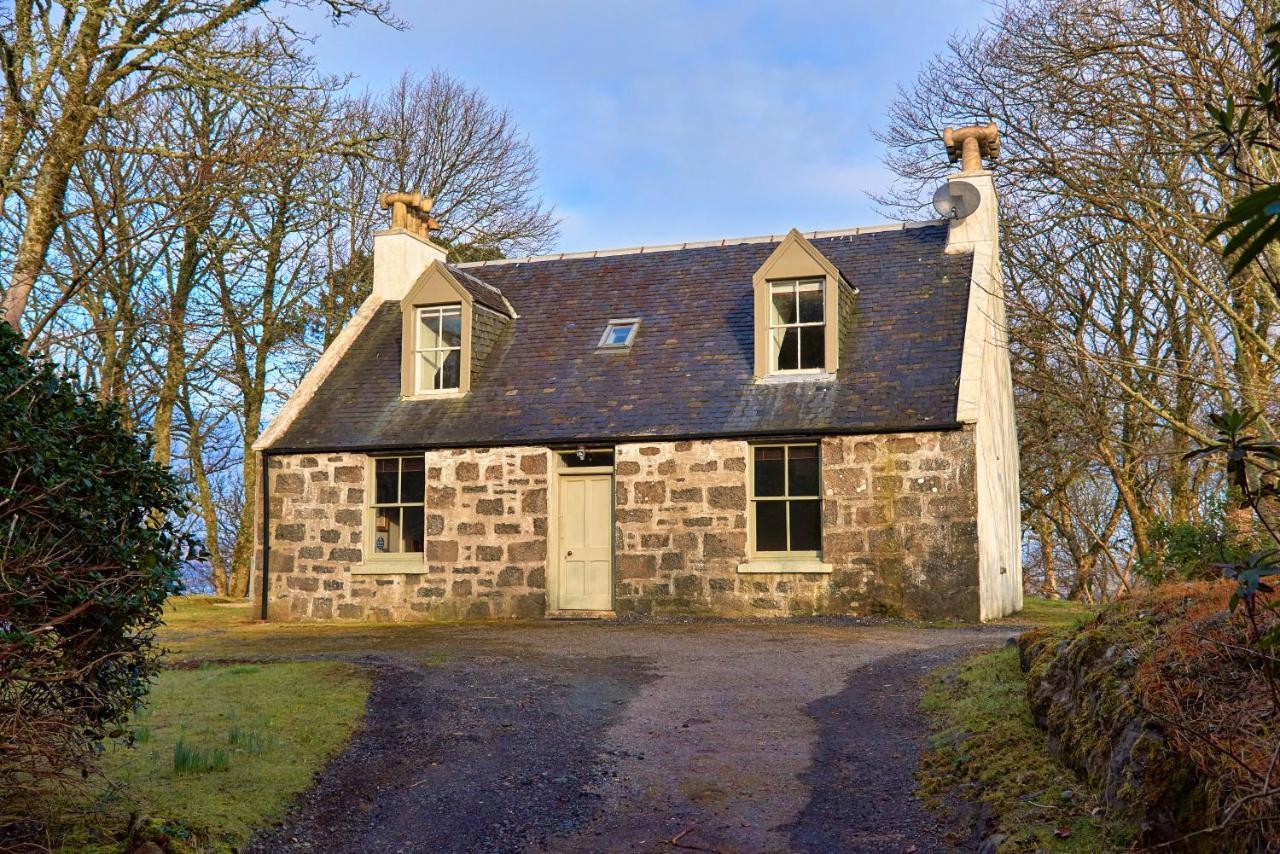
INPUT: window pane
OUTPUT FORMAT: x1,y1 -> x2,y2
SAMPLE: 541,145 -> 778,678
419,350 -> 442,391
375,458 -> 398,504
441,309 -> 462,348
440,349 -> 461,389
770,286 -> 796,325
799,325 -> 824,369
789,500 -> 822,551
775,328 -> 799,371
754,447 -> 785,497
755,501 -> 788,552
604,323 -> 634,346
374,506 -> 400,553
559,449 -> 615,468
419,310 -> 441,350
402,506 -> 424,553
400,457 -> 425,503
798,285 -> 824,323
788,445 -> 819,496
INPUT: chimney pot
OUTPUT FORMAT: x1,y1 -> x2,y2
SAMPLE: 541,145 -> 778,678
943,123 -> 1000,173
379,190 -> 440,238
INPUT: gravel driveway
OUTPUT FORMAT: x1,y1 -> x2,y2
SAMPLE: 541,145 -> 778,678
249,621 -> 1014,853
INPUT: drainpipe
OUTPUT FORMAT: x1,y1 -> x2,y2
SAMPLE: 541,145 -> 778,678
259,450 -> 271,621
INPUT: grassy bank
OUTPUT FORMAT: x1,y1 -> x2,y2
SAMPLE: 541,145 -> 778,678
31,598 -> 374,852
48,661 -> 369,852
918,597 -> 1134,852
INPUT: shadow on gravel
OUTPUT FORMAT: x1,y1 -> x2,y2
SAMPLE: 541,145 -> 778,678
788,644 -> 986,854
248,651 -> 655,853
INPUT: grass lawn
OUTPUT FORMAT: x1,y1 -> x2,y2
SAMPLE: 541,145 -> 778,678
999,595 -> 1099,629
918,596 -> 1132,853
40,599 -> 373,853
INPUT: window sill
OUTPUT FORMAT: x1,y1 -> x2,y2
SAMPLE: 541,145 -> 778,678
401,390 -> 466,401
756,371 -> 836,385
737,559 -> 833,575
352,558 -> 428,575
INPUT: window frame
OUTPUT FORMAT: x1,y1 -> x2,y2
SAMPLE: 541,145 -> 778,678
365,454 -> 426,561
748,442 -> 823,559
413,303 -> 463,394
767,278 -> 826,375
597,317 -> 641,350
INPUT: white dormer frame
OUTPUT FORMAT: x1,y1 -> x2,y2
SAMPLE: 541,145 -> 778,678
400,260 -> 475,398
752,229 -> 847,379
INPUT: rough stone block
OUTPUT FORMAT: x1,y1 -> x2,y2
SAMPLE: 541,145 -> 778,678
707,485 -> 746,510
618,553 -> 657,579
428,540 -> 459,562
476,498 -> 504,515
508,540 -> 546,562
703,532 -> 746,558
334,466 -> 362,483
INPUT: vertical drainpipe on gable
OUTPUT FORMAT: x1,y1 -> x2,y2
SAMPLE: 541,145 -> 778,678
259,450 -> 270,621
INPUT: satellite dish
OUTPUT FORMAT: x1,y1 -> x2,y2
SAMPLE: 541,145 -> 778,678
932,180 -> 982,220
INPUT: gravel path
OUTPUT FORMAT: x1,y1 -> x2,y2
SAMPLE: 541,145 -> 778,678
248,622 -> 1013,853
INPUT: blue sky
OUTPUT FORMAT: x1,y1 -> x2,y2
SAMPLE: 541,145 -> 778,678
296,1 -> 989,252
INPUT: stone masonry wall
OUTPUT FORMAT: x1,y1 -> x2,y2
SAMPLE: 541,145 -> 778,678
262,429 -> 979,622
262,447 -> 549,621
612,429 -> 979,620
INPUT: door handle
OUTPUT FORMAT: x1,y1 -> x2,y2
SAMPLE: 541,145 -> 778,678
566,550 -> 574,557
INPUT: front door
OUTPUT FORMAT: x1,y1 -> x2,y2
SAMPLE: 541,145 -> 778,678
556,474 -> 613,610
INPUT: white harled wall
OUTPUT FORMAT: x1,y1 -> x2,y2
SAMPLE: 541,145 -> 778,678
947,170 -> 1023,620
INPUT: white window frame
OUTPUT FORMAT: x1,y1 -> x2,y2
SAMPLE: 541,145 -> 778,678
597,317 -> 641,350
414,304 -> 463,394
767,279 -> 826,375
748,442 -> 822,559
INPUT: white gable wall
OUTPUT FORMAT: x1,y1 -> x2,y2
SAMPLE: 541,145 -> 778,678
947,170 -> 1023,620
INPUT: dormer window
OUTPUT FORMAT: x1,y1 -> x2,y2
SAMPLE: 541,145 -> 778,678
769,279 -> 824,372
415,304 -> 462,393
751,229 -> 850,379
598,318 -> 640,349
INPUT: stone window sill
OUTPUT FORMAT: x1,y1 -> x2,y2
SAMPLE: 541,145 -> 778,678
737,559 -> 833,575
351,559 -> 429,575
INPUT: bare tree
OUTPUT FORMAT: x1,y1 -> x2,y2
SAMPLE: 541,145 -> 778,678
878,0 -> 1280,598
0,0 -> 396,332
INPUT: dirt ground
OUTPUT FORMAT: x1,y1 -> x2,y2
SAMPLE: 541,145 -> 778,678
247,621 -> 1014,853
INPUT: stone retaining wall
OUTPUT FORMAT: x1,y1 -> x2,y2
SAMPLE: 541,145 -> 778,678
260,428 -> 979,621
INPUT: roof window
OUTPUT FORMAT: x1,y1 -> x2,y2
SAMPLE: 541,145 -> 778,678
598,318 -> 640,349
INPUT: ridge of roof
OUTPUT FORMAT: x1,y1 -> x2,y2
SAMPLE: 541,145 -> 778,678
455,219 -> 949,268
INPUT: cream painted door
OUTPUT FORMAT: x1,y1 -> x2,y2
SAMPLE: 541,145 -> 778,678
557,474 -> 613,610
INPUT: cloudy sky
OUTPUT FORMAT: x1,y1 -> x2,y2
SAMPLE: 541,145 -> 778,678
296,1 -> 989,252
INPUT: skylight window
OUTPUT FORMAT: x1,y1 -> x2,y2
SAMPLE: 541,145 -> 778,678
598,318 -> 640,349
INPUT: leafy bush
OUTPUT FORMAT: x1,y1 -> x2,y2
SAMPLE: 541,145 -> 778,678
1136,507 -> 1260,585
0,321 -> 196,801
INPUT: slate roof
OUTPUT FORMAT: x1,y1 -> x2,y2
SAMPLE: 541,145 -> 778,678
269,223 -> 974,451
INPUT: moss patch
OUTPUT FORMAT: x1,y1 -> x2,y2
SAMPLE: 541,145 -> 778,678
48,661 -> 370,852
918,646 -> 1135,852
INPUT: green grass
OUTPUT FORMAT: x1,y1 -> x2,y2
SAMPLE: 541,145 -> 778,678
50,661 -> 370,852
918,646 -> 1135,852
1000,596 -> 1099,629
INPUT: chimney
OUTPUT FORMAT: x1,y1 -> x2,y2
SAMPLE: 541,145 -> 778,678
372,190 -> 448,300
941,122 -> 1000,255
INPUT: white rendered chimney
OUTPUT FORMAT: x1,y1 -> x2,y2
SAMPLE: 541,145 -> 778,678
372,191 -> 447,301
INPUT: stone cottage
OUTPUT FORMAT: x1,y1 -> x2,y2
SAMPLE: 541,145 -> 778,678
253,124 -> 1022,622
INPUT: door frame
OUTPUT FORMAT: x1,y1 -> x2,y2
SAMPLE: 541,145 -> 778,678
547,458 -> 616,613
